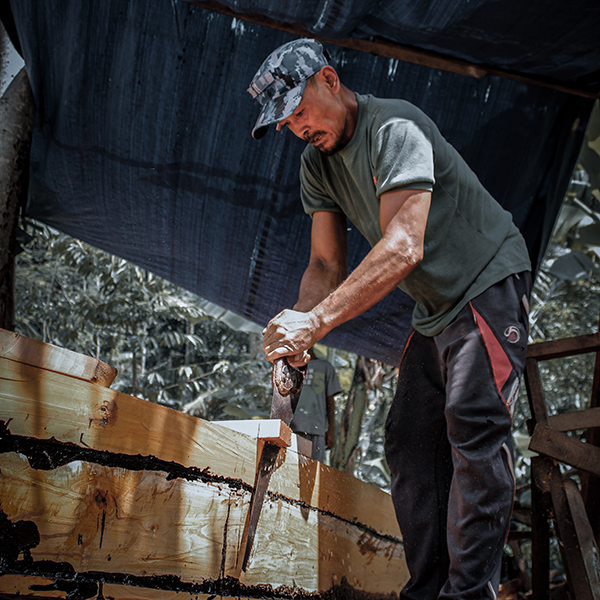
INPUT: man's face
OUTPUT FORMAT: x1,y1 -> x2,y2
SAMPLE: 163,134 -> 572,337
276,74 -> 352,156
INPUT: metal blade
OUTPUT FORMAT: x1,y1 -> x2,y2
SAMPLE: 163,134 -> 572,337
239,357 -> 306,571
240,441 -> 280,571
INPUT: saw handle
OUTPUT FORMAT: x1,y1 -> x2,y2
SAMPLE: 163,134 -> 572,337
272,357 -> 306,396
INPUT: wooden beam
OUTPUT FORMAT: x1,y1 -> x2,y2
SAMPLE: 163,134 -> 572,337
563,478 -> 600,600
0,328 -> 117,387
524,358 -> 549,427
581,316 -> 600,545
530,457 -> 551,600
0,330 -> 410,597
529,425 -> 600,478
548,407 -> 600,432
189,0 -> 600,99
547,465 -> 598,600
0,68 -> 34,331
0,354 -> 401,541
0,452 -> 407,595
526,332 -> 600,361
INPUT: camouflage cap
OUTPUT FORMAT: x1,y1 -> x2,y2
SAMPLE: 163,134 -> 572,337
248,38 -> 329,139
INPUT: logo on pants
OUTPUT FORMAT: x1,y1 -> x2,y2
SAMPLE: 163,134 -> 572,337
504,325 -> 521,343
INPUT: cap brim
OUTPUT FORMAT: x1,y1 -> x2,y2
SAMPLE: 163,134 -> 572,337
251,80 -> 306,139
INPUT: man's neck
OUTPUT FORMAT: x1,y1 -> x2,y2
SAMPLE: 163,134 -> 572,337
339,85 -> 359,141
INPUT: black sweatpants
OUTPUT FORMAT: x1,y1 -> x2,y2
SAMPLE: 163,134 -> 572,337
385,272 -> 531,600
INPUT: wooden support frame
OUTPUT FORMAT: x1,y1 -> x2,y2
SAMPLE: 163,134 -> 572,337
524,316 -> 600,600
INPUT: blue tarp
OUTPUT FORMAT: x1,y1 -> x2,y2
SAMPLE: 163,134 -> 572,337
6,0 -> 599,363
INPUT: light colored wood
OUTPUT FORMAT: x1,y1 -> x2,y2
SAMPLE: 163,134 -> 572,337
215,418 -> 313,456
0,328 -> 117,387
0,452 -> 408,595
214,418 -> 292,447
0,356 -> 401,540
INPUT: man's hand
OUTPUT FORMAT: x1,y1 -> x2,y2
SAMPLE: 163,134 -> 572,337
262,309 -> 320,365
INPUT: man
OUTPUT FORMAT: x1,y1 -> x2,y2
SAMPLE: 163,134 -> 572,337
247,38 -> 531,600
289,347 -> 341,462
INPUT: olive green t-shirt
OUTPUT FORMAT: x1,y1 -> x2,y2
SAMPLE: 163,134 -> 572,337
300,94 -> 531,336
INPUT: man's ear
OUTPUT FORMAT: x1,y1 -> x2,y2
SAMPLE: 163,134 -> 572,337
319,65 -> 340,92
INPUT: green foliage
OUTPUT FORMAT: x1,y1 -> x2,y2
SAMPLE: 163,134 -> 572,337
16,219 -> 273,419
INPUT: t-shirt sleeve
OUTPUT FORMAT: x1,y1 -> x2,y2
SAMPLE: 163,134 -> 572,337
300,149 -> 344,217
372,118 -> 435,197
324,362 -> 343,397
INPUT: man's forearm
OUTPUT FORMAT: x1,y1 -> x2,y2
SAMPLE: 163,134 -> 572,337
310,232 -> 419,338
293,258 -> 347,313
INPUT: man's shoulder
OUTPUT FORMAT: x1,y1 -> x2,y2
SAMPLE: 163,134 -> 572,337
358,94 -> 430,127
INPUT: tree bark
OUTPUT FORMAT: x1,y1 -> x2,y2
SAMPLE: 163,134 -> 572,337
0,67 -> 34,330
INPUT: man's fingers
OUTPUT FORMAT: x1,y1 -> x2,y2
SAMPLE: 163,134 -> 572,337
287,351 -> 310,367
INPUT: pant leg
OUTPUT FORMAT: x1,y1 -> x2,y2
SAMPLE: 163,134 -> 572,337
436,272 -> 531,600
385,272 -> 531,600
384,331 -> 453,600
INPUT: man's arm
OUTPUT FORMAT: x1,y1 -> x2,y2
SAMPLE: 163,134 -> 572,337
294,210 -> 348,312
263,188 -> 431,362
263,210 -> 348,362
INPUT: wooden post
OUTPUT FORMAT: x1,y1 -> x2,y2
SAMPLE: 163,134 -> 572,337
0,67 -> 34,331
530,456 -> 551,600
581,314 -> 600,546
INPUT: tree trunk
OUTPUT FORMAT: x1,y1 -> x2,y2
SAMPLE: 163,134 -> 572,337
0,68 -> 34,330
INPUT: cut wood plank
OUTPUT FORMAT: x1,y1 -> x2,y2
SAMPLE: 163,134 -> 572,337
214,419 -> 292,447
215,419 -> 313,456
548,407 -> 600,432
529,425 -> 600,478
0,452 -> 408,595
0,356 -> 401,541
0,329 -> 117,387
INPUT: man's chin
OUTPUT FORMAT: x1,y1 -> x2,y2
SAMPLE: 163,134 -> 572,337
316,134 -> 350,157
318,139 -> 345,156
